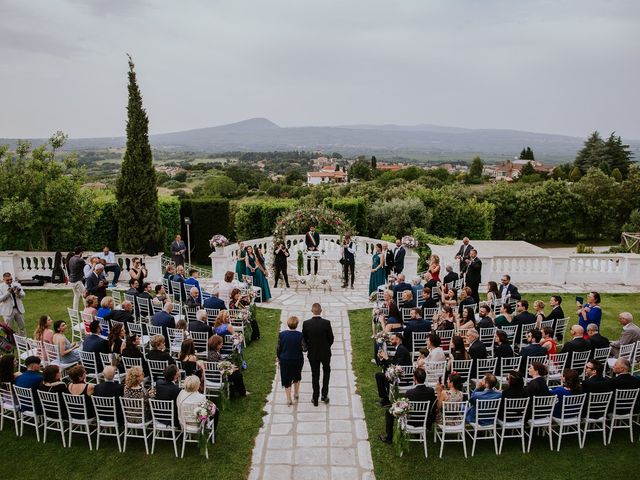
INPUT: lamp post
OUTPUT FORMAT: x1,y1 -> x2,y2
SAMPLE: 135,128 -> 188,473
184,217 -> 192,267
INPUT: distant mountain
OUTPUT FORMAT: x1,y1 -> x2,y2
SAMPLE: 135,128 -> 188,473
2,118 -> 639,161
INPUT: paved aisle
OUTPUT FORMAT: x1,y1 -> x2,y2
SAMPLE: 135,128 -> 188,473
249,289 -> 374,480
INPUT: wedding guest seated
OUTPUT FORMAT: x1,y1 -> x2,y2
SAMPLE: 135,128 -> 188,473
177,375 -> 218,430
466,373 -> 501,424
0,354 -> 19,384
440,288 -> 458,309
67,364 -> 95,399
392,274 -> 412,300
499,370 -> 527,414
493,330 -> 515,373
184,269 -> 201,303
82,320 -> 110,369
442,265 -> 458,286
560,325 -> 591,362
435,373 -> 465,425
457,287 -> 476,315
104,300 -> 135,334
153,284 -> 168,305
421,287 -> 439,310
208,335 -> 248,397
533,300 -> 546,328
550,369 -> 581,417
53,320 -> 80,364
494,304 -> 514,328
403,308 -> 430,351
33,315 -> 54,344
513,300 -> 536,332
525,362 -> 549,397
456,307 -> 476,330
37,365 -> 67,397
610,312 -> 640,358
123,366 -> 152,422
447,335 -> 469,372
379,367 -> 435,444
218,272 -> 238,305
178,339 -> 203,381
411,277 -> 423,302
152,301 -> 176,345
467,329 -> 487,361
476,304 -> 494,330
137,282 -> 154,301
121,334 -> 149,377
378,290 -> 402,333
107,323 -> 126,354
146,335 -> 176,364
519,329 -> 547,373
582,359 -> 612,394
203,288 -> 227,311
94,366 -> 124,398
125,279 -> 139,297
611,358 -> 640,391
155,364 -> 181,424
83,295 -> 98,323
15,356 -> 42,390
399,289 -> 416,309
97,296 -> 114,321
213,310 -> 236,337
422,333 -> 446,363
189,309 -> 214,337
586,323 -> 609,353
540,327 -> 557,355
186,287 -> 202,308
375,333 -> 411,406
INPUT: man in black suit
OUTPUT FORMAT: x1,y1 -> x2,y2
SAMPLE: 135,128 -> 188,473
302,303 -> 334,406
104,300 -> 135,334
457,287 -> 476,316
403,308 -> 431,352
525,362 -> 550,397
375,332 -> 412,406
155,365 -> 182,425
152,301 -> 176,346
519,329 -> 547,374
189,309 -> 214,338
85,263 -> 107,304
138,282 -> 154,301
560,325 -> 591,365
582,359 -> 612,395
586,323 -> 610,353
82,320 -> 110,369
203,289 -> 226,310
611,358 -> 640,390
421,288 -> 438,311
186,286 -> 202,308
464,249 -> 482,303
392,274 -> 412,301
380,368 -> 435,443
466,329 -> 487,378
455,237 -> 473,274
341,234 -> 356,289
499,274 -> 521,300
125,279 -> 139,297
94,366 -> 124,397
546,295 -> 566,341
171,234 -> 186,266
384,244 -> 395,279
476,304 -> 494,331
513,299 -> 537,347
442,266 -> 459,286
305,226 -> 320,275
393,239 -> 406,275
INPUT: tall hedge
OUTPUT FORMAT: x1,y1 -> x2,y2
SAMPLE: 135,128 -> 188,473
233,199 -> 295,240
159,197 -> 181,251
180,198 -> 231,264
323,197 -> 367,235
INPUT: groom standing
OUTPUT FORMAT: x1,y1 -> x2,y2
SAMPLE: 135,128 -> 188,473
302,303 -> 334,406
305,226 -> 320,275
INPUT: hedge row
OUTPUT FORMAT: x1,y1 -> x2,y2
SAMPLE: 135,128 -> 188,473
180,198 -> 231,264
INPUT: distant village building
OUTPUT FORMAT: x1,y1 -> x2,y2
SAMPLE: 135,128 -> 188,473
376,162 -> 403,172
156,165 -> 187,177
307,165 -> 348,185
430,163 -> 468,174
493,159 -> 552,181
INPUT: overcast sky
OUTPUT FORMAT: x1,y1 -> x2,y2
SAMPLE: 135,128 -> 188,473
1,0 -> 639,139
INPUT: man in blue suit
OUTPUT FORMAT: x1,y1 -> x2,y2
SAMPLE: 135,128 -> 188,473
203,289 -> 227,310
392,274 -> 412,301
152,301 -> 176,345
466,374 -> 502,424
403,308 -> 431,352
184,269 -> 201,303
82,320 -> 110,369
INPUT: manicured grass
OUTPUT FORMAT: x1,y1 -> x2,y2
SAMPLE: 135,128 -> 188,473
349,292 -> 640,480
1,289 -> 280,480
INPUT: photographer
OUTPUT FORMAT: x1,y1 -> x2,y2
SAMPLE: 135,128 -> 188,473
0,272 -> 26,335
128,257 -> 148,294
341,234 -> 355,289
273,241 -> 290,288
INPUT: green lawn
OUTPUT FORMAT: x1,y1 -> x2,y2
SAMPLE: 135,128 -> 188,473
349,292 -> 640,480
1,289 -> 280,480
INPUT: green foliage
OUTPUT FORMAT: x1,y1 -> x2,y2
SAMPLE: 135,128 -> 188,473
611,168 -> 623,182
519,146 -> 535,160
323,197 -> 367,234
572,168 -> 622,239
576,243 -> 595,254
115,56 -> 164,255
380,234 -> 396,242
569,166 -> 582,182
469,156 -> 484,178
224,164 -> 267,189
519,161 -> 536,177
349,159 -> 373,181
233,199 -> 295,240
173,171 -> 187,182
179,198 -> 231,264
574,130 -> 633,177
371,155 -> 377,169
622,209 -> 640,232
412,228 -> 454,271
201,174 -> 238,198
0,137 -> 93,251
158,197 -> 181,251
367,197 -> 429,238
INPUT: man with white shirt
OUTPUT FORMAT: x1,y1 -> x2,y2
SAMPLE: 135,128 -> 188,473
499,274 -> 521,300
393,238 -> 406,275
0,272 -> 26,335
341,234 -> 356,289
97,245 -> 121,288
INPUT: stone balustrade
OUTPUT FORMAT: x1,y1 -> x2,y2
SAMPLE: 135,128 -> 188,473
0,251 -> 164,283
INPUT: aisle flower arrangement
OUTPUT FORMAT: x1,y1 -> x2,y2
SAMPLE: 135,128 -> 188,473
389,398 -> 411,457
194,400 -> 217,456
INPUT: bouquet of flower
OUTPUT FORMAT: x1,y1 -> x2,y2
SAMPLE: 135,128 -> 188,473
232,332 -> 245,351
209,234 -> 229,249
194,400 -> 217,456
385,364 -> 405,383
389,398 -> 411,457
231,333 -> 247,370
217,360 -> 238,378
401,235 -> 418,249
371,331 -> 391,345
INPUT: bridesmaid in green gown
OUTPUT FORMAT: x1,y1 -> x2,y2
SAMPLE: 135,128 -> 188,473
245,246 -> 272,302
236,242 -> 247,281
368,243 -> 386,295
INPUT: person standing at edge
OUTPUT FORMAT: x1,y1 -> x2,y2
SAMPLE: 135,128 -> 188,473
302,303 -> 334,406
465,248 -> 482,303
393,238 -> 405,275
305,225 -> 320,275
455,237 -> 473,274
171,234 -> 186,266
0,272 -> 26,336
341,234 -> 356,289
273,240 -> 290,288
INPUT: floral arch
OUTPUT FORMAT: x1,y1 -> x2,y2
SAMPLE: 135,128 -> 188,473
272,206 -> 356,243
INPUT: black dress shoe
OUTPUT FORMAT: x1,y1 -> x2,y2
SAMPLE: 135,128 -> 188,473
321,397 -> 330,404
378,434 -> 392,444
312,399 -> 319,407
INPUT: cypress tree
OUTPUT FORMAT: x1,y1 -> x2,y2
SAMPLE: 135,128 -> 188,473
371,155 -> 377,169
519,148 -> 526,159
115,55 -> 165,255
525,146 -> 535,160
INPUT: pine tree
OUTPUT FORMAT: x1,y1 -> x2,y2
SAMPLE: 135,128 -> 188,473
574,131 -> 606,174
115,55 -> 165,255
604,132 -> 633,177
520,161 -> 536,177
525,146 -> 535,160
371,155 -> 377,169
599,160 -> 612,176
519,148 -> 526,160
469,156 -> 484,178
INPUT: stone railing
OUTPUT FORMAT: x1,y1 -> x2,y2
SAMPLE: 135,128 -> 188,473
0,251 -> 164,283
209,235 -> 419,280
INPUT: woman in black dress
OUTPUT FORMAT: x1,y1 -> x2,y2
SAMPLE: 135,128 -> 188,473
277,316 -> 304,406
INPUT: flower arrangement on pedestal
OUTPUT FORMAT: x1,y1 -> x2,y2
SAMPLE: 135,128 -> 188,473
209,234 -> 229,249
401,235 -> 418,249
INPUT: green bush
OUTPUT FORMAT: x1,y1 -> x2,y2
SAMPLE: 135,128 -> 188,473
413,228 -> 455,272
233,199 -> 295,240
159,197 -> 181,252
180,198 -> 231,264
323,197 -> 367,235
367,197 -> 430,238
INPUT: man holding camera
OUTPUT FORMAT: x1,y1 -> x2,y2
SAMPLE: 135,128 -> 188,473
0,272 -> 26,336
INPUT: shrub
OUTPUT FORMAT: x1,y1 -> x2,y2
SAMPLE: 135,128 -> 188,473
233,199 -> 295,240
412,228 -> 455,272
367,197 -> 430,238
323,197 -> 367,235
180,198 -> 231,264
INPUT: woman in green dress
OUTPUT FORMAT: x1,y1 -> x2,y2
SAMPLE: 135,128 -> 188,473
235,242 -> 247,281
368,243 -> 386,295
245,246 -> 272,302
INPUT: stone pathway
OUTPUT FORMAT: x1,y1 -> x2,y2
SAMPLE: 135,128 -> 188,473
248,287 -> 374,480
